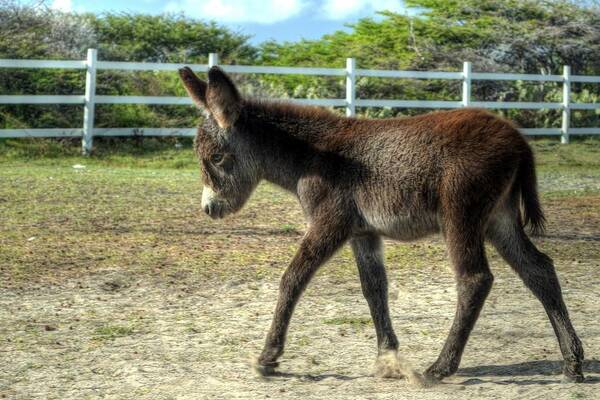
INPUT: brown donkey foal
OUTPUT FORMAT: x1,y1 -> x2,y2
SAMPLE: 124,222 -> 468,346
179,66 -> 584,383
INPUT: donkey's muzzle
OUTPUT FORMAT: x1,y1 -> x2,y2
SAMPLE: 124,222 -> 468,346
201,186 -> 229,219
203,201 -> 227,219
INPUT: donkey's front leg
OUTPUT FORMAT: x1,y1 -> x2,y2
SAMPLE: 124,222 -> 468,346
256,220 -> 350,375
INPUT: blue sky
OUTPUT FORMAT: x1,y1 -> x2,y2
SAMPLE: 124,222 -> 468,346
45,0 -> 408,43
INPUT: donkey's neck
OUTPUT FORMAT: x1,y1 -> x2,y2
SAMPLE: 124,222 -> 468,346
243,100 -> 346,193
244,100 -> 344,142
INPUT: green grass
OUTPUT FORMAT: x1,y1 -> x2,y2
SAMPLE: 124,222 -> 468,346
570,393 -> 587,399
2,136 -> 600,170
323,317 -> 373,328
534,137 -> 600,170
93,325 -> 135,341
0,137 -> 198,169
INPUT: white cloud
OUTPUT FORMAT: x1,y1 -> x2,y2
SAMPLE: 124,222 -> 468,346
164,0 -> 307,24
321,0 -> 404,20
50,0 -> 73,12
163,0 -> 404,24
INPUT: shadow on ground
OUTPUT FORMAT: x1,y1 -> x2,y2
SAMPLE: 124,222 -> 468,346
456,359 -> 600,385
260,371 -> 369,382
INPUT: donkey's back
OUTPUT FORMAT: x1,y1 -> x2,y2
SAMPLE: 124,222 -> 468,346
347,108 -> 541,241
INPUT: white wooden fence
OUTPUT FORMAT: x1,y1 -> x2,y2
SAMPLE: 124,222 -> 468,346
1,48 -> 600,154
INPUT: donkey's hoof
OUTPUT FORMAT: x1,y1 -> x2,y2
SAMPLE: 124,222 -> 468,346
375,351 -> 404,379
562,371 -> 585,383
562,364 -> 585,383
252,358 -> 279,377
423,363 -> 454,384
562,374 -> 585,383
423,369 -> 444,384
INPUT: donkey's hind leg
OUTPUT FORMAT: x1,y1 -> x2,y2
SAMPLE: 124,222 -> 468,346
425,218 -> 494,382
487,210 -> 584,382
351,234 -> 400,377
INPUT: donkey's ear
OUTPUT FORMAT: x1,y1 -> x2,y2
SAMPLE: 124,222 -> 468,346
206,66 -> 241,129
178,67 -> 208,109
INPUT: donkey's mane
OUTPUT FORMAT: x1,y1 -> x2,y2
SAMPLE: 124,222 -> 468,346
244,98 -> 342,123
241,98 -> 355,151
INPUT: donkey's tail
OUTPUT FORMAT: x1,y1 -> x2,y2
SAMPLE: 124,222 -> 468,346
516,147 -> 546,236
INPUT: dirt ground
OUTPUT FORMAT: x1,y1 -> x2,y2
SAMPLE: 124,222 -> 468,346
1,161 -> 600,399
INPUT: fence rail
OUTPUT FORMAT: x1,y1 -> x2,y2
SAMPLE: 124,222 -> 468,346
2,49 -> 600,154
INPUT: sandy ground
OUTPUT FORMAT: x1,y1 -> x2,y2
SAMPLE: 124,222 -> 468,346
1,240 -> 599,399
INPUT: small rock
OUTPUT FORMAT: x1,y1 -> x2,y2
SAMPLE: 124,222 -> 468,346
44,325 -> 57,332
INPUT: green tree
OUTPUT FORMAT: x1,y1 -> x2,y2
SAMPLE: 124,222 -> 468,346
88,13 -> 255,64
0,2 -> 256,131
258,0 -> 600,123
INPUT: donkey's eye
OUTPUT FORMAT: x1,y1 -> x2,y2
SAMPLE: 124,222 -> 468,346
210,153 -> 224,164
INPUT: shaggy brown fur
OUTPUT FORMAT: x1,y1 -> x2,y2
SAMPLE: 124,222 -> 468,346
179,66 -> 584,383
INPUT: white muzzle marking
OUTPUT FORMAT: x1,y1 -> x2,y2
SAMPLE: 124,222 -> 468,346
201,186 -> 218,210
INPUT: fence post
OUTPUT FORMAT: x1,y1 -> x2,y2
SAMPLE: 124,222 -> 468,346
82,48 -> 97,155
345,58 -> 356,117
462,61 -> 472,107
561,65 -> 571,144
208,53 -> 219,68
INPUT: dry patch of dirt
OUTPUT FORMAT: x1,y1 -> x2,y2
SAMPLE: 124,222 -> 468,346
1,254 -> 599,399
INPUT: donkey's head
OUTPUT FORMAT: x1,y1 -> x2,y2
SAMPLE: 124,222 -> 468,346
179,66 -> 260,219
